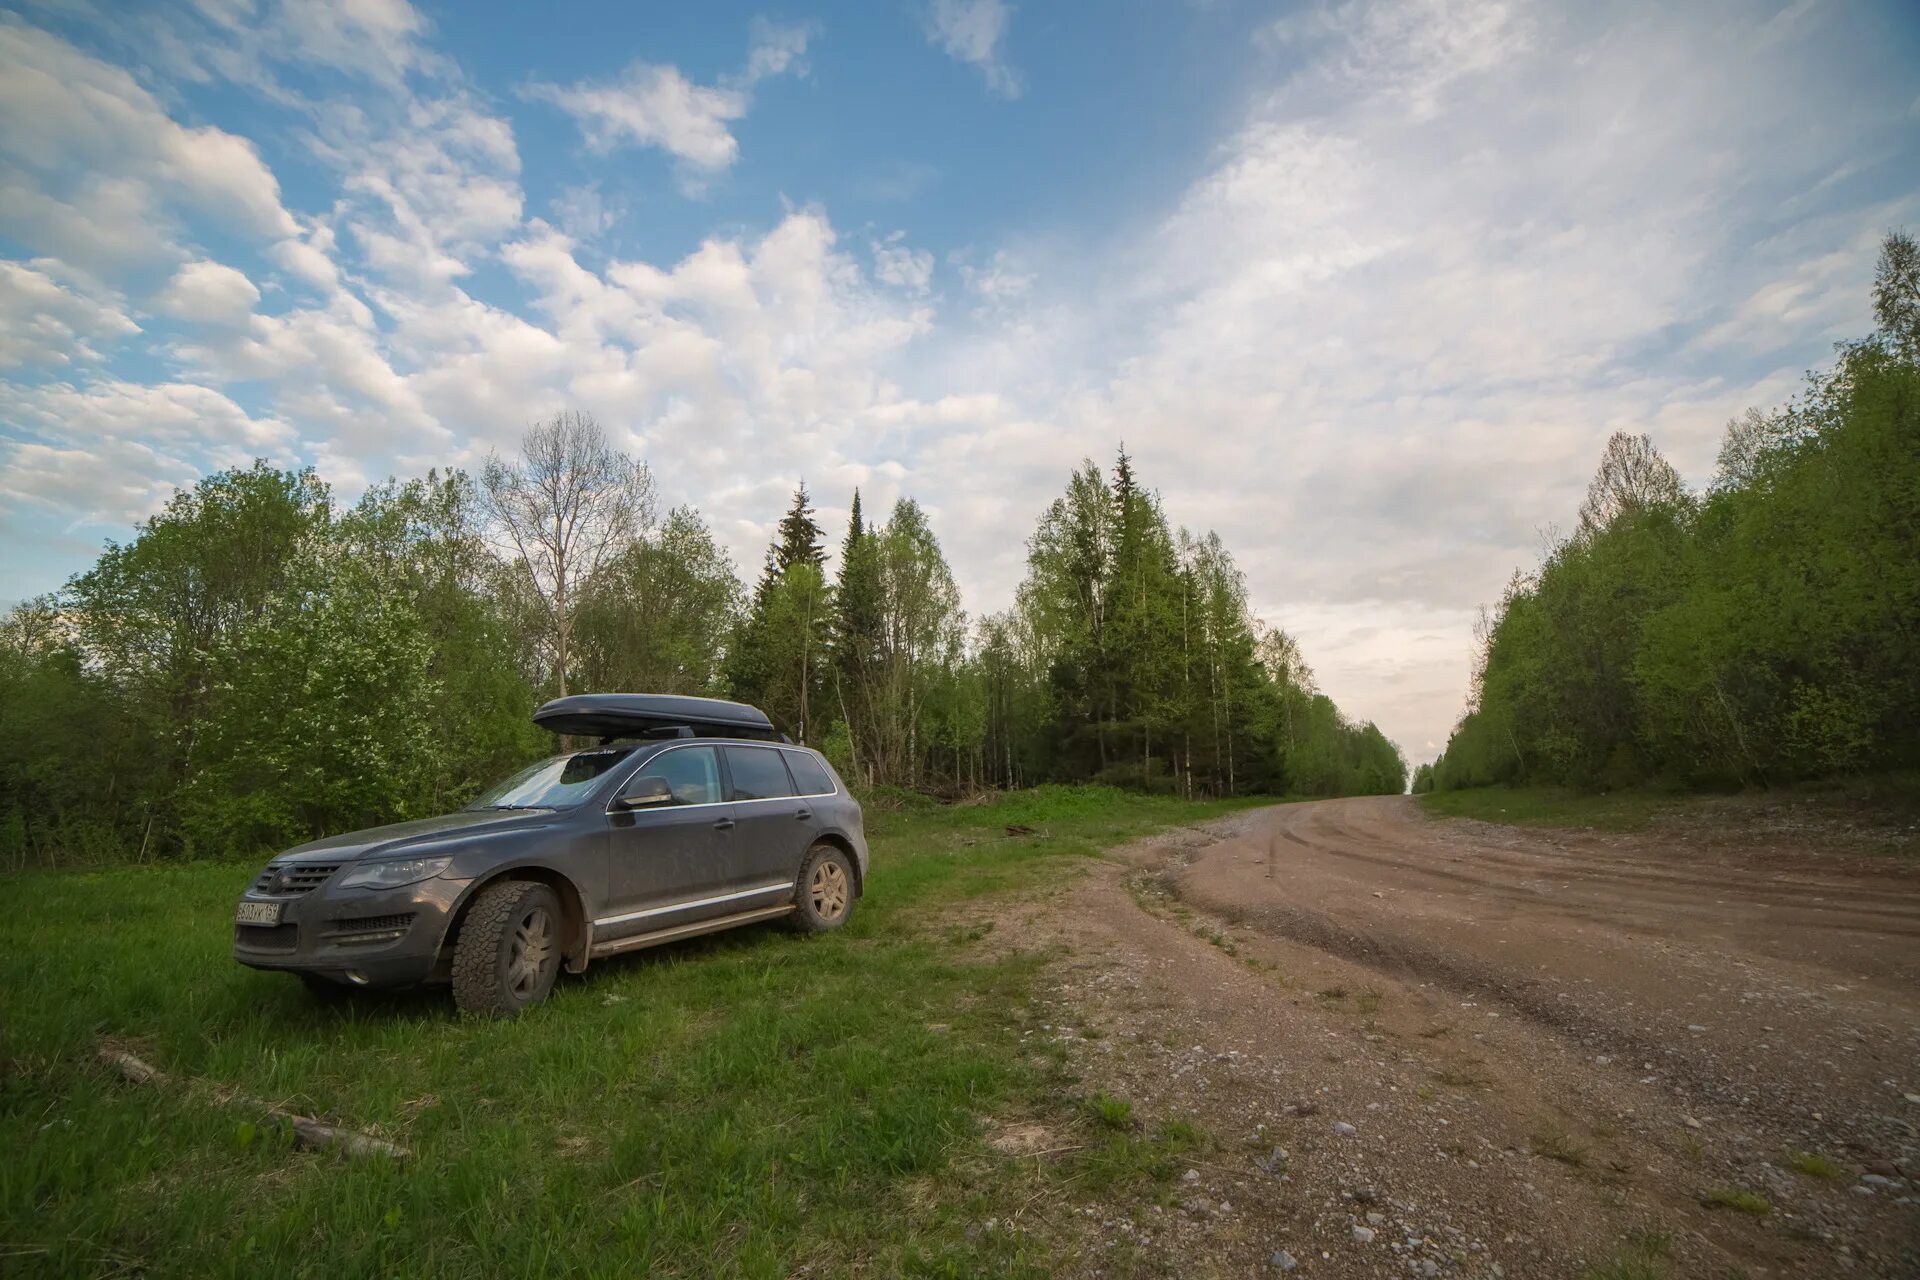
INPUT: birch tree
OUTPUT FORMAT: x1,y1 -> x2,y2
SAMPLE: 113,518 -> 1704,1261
481,411 -> 653,696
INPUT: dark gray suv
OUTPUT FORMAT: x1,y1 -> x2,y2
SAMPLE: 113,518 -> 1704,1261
233,694 -> 867,1014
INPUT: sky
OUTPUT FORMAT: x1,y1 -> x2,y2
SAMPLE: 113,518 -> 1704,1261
1,0 -> 1917,763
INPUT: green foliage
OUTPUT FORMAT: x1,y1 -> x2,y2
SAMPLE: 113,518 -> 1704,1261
1785,1149 -> 1844,1180
1703,1187 -> 1771,1216
573,505 -> 742,695
988,448 -> 1404,798
6,428 -> 1401,867
1,464 -> 544,867
1433,235 -> 1920,796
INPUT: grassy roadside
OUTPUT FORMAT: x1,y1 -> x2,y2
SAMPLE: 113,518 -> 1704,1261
1417,779 -> 1920,858
1,786 -> 1266,1278
1416,785 -> 1682,832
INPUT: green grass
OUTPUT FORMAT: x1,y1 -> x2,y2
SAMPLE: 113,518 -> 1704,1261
1420,775 -> 1920,855
1582,1227 -> 1673,1280
1082,1092 -> 1135,1131
1703,1187 -> 1772,1216
1785,1149 -> 1845,1180
1,785 -> 1267,1278
1418,785 -> 1679,831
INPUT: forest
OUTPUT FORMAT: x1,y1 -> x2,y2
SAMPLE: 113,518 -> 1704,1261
1425,232 -> 1920,795
0,438 -> 1404,868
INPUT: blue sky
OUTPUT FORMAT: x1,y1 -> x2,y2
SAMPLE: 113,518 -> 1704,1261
2,0 -> 1917,760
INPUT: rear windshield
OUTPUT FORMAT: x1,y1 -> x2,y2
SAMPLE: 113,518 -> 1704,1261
466,748 -> 634,810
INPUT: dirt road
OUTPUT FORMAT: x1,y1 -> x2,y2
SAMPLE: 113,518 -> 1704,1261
990,796 -> 1920,1277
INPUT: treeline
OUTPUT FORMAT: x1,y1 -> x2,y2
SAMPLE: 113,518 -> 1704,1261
0,434 -> 1401,868
1430,232 -> 1920,792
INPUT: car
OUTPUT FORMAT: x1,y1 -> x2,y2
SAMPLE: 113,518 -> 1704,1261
233,694 -> 867,1015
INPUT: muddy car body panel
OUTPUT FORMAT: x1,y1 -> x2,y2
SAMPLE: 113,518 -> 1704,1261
233,695 -> 866,1004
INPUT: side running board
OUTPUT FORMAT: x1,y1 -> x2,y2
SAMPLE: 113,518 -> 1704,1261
590,903 -> 795,959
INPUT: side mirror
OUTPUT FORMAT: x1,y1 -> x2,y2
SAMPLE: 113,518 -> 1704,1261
614,776 -> 674,810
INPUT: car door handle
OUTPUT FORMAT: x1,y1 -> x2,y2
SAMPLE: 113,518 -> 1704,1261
794,809 -> 812,820
712,818 -> 736,831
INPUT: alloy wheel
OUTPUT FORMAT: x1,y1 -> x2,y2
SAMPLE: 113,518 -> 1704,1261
507,905 -> 554,998
808,860 -> 849,921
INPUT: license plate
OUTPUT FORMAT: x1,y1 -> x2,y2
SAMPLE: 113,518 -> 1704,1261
236,901 -> 283,925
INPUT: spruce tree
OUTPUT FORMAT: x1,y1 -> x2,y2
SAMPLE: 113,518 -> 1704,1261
775,481 -> 827,574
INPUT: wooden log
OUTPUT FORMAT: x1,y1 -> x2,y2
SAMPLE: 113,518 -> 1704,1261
97,1045 -> 409,1161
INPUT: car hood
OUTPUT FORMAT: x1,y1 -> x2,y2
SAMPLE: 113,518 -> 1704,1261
274,808 -> 558,863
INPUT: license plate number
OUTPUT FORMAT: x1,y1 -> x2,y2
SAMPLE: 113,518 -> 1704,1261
236,901 -> 283,925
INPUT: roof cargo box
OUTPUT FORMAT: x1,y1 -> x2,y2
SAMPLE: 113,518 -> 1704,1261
532,693 -> 780,741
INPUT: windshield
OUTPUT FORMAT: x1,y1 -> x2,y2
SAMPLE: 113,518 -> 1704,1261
465,748 -> 634,810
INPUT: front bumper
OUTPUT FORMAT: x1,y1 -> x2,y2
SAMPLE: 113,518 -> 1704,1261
232,871 -> 472,987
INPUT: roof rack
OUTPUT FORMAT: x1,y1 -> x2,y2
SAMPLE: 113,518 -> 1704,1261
532,693 -> 780,742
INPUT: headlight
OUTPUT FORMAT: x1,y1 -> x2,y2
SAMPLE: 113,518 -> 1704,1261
338,855 -> 453,890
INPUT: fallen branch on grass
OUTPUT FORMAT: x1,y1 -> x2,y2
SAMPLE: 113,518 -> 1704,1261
97,1044 -> 410,1161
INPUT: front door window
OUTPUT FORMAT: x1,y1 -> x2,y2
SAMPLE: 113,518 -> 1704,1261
624,746 -> 722,806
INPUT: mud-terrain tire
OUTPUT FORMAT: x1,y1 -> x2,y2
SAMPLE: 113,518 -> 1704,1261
452,880 -> 563,1015
788,843 -> 856,934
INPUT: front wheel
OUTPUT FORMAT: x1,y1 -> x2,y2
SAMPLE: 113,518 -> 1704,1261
789,844 -> 855,934
452,880 -> 562,1015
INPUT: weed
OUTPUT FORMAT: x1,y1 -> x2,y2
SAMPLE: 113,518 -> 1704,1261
1432,1067 -> 1489,1089
1532,1127 -> 1588,1167
1785,1149 -> 1844,1180
1317,986 -> 1348,1000
1155,1118 -> 1204,1151
1583,1225 -> 1673,1280
1085,1092 -> 1136,1131
1355,988 -> 1383,1015
1703,1187 -> 1771,1215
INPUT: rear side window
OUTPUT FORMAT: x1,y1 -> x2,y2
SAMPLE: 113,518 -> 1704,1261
785,751 -> 834,796
725,747 -> 795,800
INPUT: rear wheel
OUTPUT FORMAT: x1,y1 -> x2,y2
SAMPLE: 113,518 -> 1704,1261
452,880 -> 562,1015
788,843 -> 855,934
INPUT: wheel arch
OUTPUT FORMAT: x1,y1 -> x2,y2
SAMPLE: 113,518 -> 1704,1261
438,864 -> 593,977
811,832 -> 863,898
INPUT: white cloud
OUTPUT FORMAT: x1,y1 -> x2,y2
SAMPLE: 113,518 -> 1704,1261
873,233 -> 934,293
157,259 -> 262,325
0,24 -> 299,268
524,20 -> 813,181
551,183 -> 622,240
0,379 -> 299,526
527,65 -> 746,171
955,249 -> 1032,306
742,18 -> 816,84
0,260 -> 139,368
927,0 -> 1019,98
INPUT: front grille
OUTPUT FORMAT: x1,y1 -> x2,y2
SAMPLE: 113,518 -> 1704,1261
322,913 -> 416,942
236,922 -> 298,952
252,862 -> 342,896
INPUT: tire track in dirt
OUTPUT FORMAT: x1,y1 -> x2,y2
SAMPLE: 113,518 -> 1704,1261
980,798 -> 1919,1279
